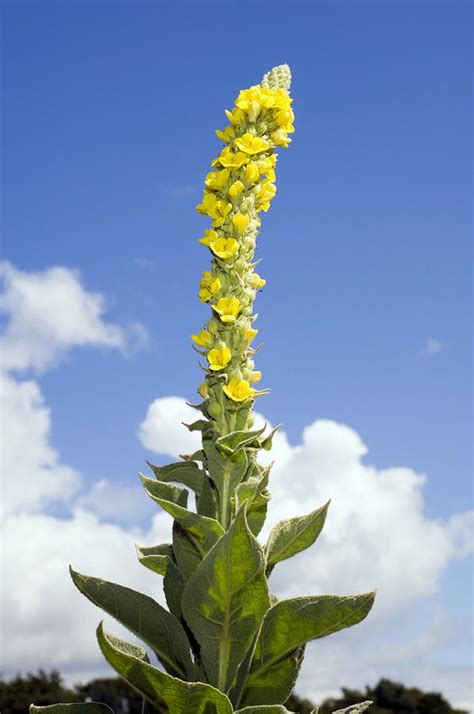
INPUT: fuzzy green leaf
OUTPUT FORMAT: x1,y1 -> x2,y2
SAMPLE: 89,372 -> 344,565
234,470 -> 271,536
216,424 -> 266,455
146,460 -> 204,495
204,440 -> 248,505
265,501 -> 330,571
163,554 -> 185,619
181,508 -> 270,693
30,707 -> 114,714
140,475 -> 188,507
97,623 -> 233,714
135,543 -> 171,576
70,568 -> 193,680
239,646 -> 304,707
150,498 -> 223,546
184,419 -> 209,433
195,472 -> 218,519
259,425 -> 282,451
242,593 -> 375,706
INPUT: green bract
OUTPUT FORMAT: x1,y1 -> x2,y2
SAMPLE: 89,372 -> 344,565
31,65 -> 375,714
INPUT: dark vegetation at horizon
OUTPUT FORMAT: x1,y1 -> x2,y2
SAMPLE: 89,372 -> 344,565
0,671 -> 467,713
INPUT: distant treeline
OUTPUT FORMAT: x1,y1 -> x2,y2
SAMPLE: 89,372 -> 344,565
0,670 -> 467,714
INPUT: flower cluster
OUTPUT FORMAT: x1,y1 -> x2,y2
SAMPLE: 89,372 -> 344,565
193,66 -> 294,431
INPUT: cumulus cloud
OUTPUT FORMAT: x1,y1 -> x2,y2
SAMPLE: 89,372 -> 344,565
138,396 -> 202,458
0,261 -> 148,373
0,261 -> 160,676
1,508 -> 172,681
0,372 -> 80,518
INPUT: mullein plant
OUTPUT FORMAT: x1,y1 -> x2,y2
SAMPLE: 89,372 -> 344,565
31,66 -> 375,714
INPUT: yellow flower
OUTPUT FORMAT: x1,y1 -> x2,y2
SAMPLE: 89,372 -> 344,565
218,147 -> 249,168
244,162 -> 260,184
235,132 -> 270,155
275,107 -> 295,132
271,128 -> 291,147
249,370 -> 262,384
196,191 -> 216,215
232,213 -> 250,234
191,330 -> 213,348
199,272 -> 221,302
212,200 -> 232,226
215,126 -> 235,143
273,87 -> 293,110
205,168 -> 230,191
196,192 -> 231,225
223,378 -> 255,402
257,155 -> 276,173
256,182 -> 276,212
199,228 -> 218,247
198,383 -> 209,399
245,328 -> 258,343
207,345 -> 232,371
235,86 -> 279,115
224,107 -> 246,125
214,297 -> 241,323
209,237 -> 239,260
228,180 -> 245,199
250,273 -> 266,290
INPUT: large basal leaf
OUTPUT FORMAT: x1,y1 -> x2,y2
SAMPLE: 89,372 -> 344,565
97,623 -> 233,714
242,593 -> 375,706
135,542 -> 171,576
265,501 -> 330,572
146,459 -> 205,496
70,568 -> 193,680
30,706 -> 114,714
181,507 -> 270,694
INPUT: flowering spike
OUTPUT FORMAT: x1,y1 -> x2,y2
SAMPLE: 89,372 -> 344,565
192,66 -> 296,530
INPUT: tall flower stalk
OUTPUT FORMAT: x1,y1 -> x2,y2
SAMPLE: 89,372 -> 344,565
192,64 -> 294,533
31,66 -> 375,714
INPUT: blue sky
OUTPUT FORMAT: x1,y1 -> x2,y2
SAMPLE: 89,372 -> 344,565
1,0 -> 472,705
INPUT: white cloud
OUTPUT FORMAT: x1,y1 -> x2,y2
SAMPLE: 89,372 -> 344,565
0,261 -> 148,373
1,508 -> 171,681
418,337 -> 445,358
0,261 -> 160,676
78,478 -> 155,524
0,372 -> 80,518
138,396 -> 201,459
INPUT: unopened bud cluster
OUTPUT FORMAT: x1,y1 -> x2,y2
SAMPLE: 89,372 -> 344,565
193,65 -> 294,436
